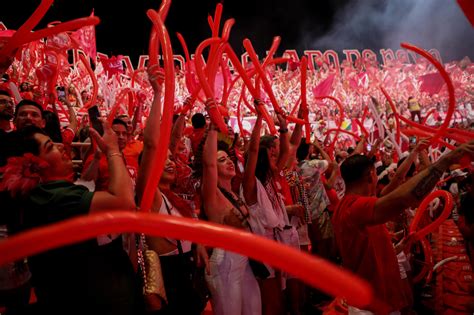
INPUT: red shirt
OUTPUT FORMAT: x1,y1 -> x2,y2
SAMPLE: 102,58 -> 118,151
332,194 -> 407,314
83,155 -> 137,191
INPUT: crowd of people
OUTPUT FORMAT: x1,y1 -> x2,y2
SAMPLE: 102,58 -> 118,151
1,4 -> 474,315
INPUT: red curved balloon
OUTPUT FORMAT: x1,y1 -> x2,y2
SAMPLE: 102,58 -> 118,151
148,0 -> 172,67
79,54 -> 98,109
243,38 -> 284,115
398,115 -> 463,147
401,43 -> 455,146
324,128 -> 361,141
207,3 -> 223,77
411,237 -> 434,284
0,0 -> 53,56
300,56 -> 311,143
194,37 -> 228,133
141,9 -> 176,212
176,32 -> 191,64
409,190 -> 453,241
221,18 -> 235,43
22,17 -> 100,47
0,211 -> 373,308
401,128 -> 455,150
237,92 -> 248,138
354,119 -> 369,138
108,88 -> 129,123
219,56 -> 230,105
262,36 -> 281,67
421,108 -> 437,125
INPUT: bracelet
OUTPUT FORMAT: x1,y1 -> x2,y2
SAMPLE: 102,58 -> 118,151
107,152 -> 123,159
279,128 -> 288,134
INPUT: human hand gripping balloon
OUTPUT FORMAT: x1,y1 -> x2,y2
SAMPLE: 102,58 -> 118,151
147,64 -> 164,94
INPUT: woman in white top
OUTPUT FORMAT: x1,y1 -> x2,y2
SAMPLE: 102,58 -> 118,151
200,100 -> 262,315
242,101 -> 302,315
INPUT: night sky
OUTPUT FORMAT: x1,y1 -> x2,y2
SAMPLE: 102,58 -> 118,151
2,0 -> 473,63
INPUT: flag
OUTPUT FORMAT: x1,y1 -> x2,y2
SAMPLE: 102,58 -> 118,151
99,55 -> 124,78
312,74 -> 335,97
71,11 -> 97,61
419,72 -> 445,95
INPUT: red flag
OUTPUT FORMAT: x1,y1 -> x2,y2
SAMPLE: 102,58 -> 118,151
419,72 -> 445,95
71,11 -> 97,61
99,55 -> 124,78
458,0 -> 474,27
312,74 -> 335,97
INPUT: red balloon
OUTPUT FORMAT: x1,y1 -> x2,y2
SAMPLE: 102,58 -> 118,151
0,211 -> 374,308
0,0 -> 53,56
243,38 -> 284,115
300,56 -> 311,143
22,17 -> 100,47
140,9 -> 176,212
194,37 -> 228,134
148,0 -> 171,67
409,190 -> 453,241
79,54 -> 98,109
411,237 -> 434,284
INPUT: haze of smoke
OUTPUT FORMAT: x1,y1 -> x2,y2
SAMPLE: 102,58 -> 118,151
302,0 -> 474,62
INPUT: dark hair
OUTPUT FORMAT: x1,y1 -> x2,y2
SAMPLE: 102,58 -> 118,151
42,110 -> 63,143
191,113 -> 206,129
112,118 -> 128,129
4,126 -> 47,159
0,89 -> 11,97
347,147 -> 355,155
116,114 -> 129,120
296,138 -> 310,161
14,99 -> 44,118
340,154 -> 374,185
255,135 -> 277,184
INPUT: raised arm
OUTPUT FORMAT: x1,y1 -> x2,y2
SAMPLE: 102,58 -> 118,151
242,100 -> 264,205
313,140 -> 331,162
201,120 -> 218,209
371,140 -> 474,225
62,93 -> 78,133
276,113 -> 290,171
380,139 -> 429,196
169,112 -> 187,155
351,135 -> 366,156
89,120 -> 135,211
135,66 -> 163,204
286,107 -> 304,168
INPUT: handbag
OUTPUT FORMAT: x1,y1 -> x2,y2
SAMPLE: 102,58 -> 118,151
218,187 -> 270,279
138,233 -> 167,312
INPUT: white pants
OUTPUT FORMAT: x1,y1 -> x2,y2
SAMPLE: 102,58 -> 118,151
206,249 -> 262,315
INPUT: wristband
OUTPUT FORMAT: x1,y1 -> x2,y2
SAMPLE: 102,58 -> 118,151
107,152 -> 123,159
279,128 -> 288,134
